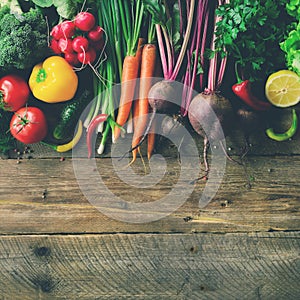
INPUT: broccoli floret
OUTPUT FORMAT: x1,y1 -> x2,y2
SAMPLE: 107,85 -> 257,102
22,7 -> 48,32
0,13 -> 21,35
0,7 -> 51,71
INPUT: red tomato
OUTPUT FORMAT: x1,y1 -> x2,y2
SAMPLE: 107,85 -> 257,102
0,75 -> 30,112
10,107 -> 48,144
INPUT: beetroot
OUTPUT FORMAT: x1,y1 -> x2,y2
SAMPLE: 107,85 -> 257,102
148,80 -> 180,113
188,91 -> 233,142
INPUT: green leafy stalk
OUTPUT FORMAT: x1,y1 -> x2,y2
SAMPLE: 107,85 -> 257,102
127,0 -> 144,56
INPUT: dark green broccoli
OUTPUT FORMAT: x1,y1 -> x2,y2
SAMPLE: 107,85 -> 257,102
0,13 -> 21,35
0,7 -> 51,72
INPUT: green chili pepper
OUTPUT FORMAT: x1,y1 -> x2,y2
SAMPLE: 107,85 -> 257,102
266,109 -> 298,141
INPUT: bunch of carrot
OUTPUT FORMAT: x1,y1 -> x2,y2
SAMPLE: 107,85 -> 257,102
85,0 -> 159,161
115,38 -> 158,163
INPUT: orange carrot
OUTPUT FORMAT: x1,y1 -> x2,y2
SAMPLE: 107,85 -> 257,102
147,116 -> 156,160
113,38 -> 144,142
131,44 -> 157,162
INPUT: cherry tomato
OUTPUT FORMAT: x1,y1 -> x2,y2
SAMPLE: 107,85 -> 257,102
10,107 -> 48,144
74,12 -> 95,31
0,75 -> 30,112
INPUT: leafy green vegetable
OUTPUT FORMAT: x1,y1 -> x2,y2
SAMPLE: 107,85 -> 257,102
142,0 -> 167,26
29,0 -> 88,19
30,0 -> 53,8
280,21 -> 300,75
52,0 -> 78,19
286,0 -> 300,20
0,0 -> 22,14
0,6 -> 50,71
215,0 -> 294,81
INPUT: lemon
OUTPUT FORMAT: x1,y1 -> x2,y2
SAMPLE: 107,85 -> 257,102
265,70 -> 300,108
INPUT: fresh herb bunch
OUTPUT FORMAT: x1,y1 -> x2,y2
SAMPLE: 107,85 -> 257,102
214,0 -> 295,81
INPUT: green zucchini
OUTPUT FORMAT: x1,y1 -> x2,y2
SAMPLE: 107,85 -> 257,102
53,90 -> 91,140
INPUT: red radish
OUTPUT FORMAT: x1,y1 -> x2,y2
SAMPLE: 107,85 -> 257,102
89,39 -> 104,51
50,39 -> 61,54
88,26 -> 103,42
58,38 -> 73,54
72,36 -> 89,53
60,20 -> 76,38
74,12 -> 95,31
64,52 -> 80,66
78,48 -> 96,64
50,24 -> 63,40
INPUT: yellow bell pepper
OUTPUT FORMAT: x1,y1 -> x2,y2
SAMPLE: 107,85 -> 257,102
29,56 -> 78,103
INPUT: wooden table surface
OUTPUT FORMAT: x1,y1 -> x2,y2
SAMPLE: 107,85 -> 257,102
0,125 -> 299,299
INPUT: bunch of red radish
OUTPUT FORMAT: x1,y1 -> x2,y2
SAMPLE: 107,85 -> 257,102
50,11 -> 104,66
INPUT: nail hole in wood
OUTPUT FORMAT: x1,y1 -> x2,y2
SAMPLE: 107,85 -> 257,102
34,246 -> 51,257
190,246 -> 198,253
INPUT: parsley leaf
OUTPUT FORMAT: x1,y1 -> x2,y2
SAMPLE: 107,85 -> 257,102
215,0 -> 294,81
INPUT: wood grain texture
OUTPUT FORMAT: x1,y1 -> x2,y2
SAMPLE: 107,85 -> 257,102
0,232 -> 298,299
0,156 -> 299,234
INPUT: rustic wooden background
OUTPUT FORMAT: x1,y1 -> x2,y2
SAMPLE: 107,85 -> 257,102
0,116 -> 299,299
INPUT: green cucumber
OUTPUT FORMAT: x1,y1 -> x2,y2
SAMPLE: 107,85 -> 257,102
53,90 -> 91,140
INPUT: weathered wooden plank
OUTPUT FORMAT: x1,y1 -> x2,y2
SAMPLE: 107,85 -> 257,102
0,232 -> 298,299
0,156 -> 299,234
